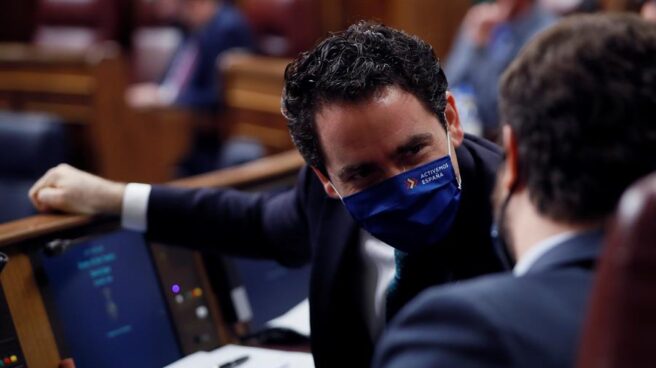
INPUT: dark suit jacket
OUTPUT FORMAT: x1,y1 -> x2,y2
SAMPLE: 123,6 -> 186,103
171,4 -> 254,111
373,230 -> 604,368
145,135 -> 503,367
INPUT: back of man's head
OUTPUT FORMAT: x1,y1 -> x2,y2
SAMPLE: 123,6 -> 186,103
500,13 -> 656,224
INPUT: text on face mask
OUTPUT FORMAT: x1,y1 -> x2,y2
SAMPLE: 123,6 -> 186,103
419,163 -> 449,185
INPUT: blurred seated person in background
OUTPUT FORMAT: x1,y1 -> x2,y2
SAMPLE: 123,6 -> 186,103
127,0 -> 258,175
29,22 -> 506,367
374,13 -> 656,368
126,0 -> 253,111
445,0 -> 555,139
643,0 -> 656,21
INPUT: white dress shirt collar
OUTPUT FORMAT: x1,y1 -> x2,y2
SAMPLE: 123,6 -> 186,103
513,231 -> 580,277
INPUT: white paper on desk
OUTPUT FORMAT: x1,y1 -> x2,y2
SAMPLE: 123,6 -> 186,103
265,298 -> 311,337
164,344 -> 314,368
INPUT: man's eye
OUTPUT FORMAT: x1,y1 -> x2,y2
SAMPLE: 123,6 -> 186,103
345,168 -> 385,191
397,144 -> 432,169
402,144 -> 426,158
349,168 -> 374,181
409,144 -> 424,154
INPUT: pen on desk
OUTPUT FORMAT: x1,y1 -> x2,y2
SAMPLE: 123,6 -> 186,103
216,355 -> 249,368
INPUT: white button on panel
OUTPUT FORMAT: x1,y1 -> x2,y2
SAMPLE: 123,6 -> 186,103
195,305 -> 209,319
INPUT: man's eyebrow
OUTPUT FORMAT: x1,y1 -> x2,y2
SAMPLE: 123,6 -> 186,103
393,133 -> 434,157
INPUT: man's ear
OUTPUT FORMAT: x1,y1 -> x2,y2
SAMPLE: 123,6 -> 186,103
311,166 -> 341,199
501,124 -> 520,191
445,91 -> 465,147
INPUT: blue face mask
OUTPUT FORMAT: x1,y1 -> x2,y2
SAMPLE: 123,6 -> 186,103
340,136 -> 462,253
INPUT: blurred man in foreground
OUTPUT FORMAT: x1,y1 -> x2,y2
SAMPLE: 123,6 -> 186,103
374,13 -> 656,368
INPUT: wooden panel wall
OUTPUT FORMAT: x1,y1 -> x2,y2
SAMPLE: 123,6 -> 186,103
385,0 -> 471,58
319,0 -> 470,57
602,0 -> 643,11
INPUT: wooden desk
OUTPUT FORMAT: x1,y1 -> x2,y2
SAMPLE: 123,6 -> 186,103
0,150 -> 305,368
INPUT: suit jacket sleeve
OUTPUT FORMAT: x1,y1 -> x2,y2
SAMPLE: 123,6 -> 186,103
373,287 -> 511,368
145,167 -> 313,268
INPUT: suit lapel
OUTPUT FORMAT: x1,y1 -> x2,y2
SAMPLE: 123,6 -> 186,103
311,198 -> 358,304
309,197 -> 374,363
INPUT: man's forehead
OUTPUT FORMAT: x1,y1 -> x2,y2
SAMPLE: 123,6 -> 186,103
316,86 -> 409,114
314,88 -> 428,136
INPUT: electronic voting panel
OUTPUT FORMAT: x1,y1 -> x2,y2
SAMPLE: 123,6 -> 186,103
30,228 -> 224,368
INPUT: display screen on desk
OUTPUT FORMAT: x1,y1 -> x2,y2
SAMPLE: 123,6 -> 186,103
37,230 -> 182,368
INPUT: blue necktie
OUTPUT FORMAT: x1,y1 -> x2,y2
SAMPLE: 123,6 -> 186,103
385,249 -> 408,321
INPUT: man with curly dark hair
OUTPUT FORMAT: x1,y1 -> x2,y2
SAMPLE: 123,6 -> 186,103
374,13 -> 656,368
29,22 -> 504,367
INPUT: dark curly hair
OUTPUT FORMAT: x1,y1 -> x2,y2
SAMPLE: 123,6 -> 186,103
499,14 -> 656,223
282,21 -> 448,175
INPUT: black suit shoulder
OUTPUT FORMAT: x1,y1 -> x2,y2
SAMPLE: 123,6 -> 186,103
375,269 -> 593,368
375,274 -> 513,368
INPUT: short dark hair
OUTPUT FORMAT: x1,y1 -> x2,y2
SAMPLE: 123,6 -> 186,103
282,21 -> 448,175
500,14 -> 656,223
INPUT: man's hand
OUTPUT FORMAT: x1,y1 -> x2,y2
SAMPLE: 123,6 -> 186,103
125,83 -> 169,109
29,164 -> 125,216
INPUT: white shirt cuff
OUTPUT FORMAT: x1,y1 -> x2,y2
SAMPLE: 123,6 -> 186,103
121,183 -> 152,232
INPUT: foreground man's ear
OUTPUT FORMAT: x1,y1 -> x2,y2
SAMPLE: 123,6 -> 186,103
501,124 -> 520,191
444,91 -> 465,147
311,167 -> 341,199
